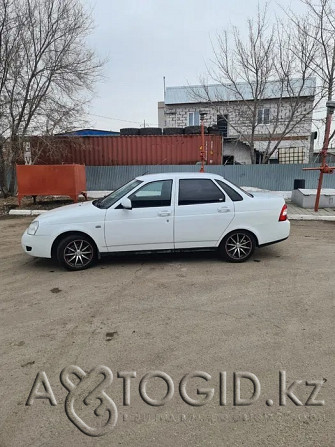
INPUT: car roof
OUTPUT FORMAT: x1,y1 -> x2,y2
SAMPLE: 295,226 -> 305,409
136,172 -> 225,181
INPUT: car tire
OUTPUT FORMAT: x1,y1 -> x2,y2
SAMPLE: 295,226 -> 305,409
184,125 -> 207,135
56,234 -> 97,271
163,127 -> 184,135
120,128 -> 140,136
219,230 -> 256,263
139,127 -> 162,136
208,126 -> 221,135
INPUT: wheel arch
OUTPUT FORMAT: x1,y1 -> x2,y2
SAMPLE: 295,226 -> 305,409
51,231 -> 99,260
219,228 -> 260,247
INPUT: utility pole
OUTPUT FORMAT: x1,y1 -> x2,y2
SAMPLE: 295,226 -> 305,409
163,76 -> 166,102
303,101 -> 335,211
199,111 -> 207,173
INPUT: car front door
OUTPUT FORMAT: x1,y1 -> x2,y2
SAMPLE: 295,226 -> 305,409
174,178 -> 234,248
104,179 -> 174,252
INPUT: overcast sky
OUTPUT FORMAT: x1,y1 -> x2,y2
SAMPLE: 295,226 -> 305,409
82,0 -> 305,132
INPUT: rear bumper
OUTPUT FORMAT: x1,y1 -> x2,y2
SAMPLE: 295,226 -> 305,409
258,220 -> 290,247
259,235 -> 289,247
21,231 -> 52,258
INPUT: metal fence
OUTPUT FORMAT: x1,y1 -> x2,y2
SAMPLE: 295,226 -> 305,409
86,164 -> 335,191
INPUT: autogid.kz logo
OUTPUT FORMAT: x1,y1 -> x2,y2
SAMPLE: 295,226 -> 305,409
25,366 -> 326,437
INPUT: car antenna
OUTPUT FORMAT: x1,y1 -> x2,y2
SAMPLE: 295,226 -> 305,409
141,158 -> 168,176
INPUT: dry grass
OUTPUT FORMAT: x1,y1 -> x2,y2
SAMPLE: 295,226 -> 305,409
0,195 -> 85,216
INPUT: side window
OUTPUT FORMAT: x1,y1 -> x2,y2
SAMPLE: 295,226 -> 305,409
216,180 -> 243,201
128,180 -> 172,208
188,111 -> 200,126
178,179 -> 225,206
257,108 -> 270,124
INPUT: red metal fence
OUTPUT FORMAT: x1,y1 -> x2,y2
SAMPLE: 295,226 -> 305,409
30,135 -> 223,166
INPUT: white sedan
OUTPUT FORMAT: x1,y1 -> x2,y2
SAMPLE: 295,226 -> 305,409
21,173 -> 290,270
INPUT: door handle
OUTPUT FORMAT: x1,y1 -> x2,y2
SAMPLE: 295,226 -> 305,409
158,211 -> 171,217
218,206 -> 230,213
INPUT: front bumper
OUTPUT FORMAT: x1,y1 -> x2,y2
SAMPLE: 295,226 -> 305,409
21,231 -> 53,259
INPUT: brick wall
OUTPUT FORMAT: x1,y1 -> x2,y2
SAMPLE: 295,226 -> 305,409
164,97 -> 314,156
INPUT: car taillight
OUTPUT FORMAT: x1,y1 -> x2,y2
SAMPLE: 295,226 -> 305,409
279,204 -> 288,221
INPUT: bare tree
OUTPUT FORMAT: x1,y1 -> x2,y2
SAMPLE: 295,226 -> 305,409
289,0 -> 335,148
194,6 -> 320,164
260,16 -> 321,163
0,0 -> 20,196
0,0 -> 103,195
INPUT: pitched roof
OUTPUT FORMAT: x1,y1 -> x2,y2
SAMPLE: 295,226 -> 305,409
165,78 -> 316,105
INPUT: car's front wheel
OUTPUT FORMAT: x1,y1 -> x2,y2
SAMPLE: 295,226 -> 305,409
219,230 -> 256,263
56,234 -> 97,271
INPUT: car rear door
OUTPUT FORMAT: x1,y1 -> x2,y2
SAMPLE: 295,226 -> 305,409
174,178 -> 234,248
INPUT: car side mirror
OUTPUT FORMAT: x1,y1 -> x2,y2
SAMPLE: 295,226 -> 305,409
120,198 -> 132,210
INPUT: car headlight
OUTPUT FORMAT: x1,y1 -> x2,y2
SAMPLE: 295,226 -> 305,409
27,221 -> 39,235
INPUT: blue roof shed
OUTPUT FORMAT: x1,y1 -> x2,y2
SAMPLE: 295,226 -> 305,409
56,128 -> 120,137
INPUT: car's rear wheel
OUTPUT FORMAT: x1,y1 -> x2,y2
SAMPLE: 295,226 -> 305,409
57,235 -> 97,271
219,230 -> 256,263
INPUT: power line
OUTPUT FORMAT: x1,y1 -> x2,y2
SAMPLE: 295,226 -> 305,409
89,113 -> 141,124
88,113 -> 158,127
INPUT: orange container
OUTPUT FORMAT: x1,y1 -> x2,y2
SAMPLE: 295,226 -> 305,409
16,164 -> 87,205
31,135 -> 223,166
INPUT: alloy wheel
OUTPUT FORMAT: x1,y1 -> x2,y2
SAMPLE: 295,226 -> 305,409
225,232 -> 253,261
63,239 -> 94,268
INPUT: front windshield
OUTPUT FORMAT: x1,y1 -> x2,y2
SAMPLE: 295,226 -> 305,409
93,179 -> 143,209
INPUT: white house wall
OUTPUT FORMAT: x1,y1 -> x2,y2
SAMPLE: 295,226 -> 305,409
164,97 -> 314,160
222,142 -> 251,164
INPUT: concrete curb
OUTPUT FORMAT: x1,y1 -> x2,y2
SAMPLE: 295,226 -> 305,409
9,210 -> 47,216
288,215 -> 335,221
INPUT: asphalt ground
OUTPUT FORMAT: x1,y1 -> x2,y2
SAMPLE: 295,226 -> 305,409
0,217 -> 334,446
